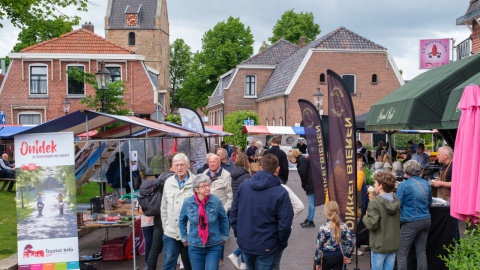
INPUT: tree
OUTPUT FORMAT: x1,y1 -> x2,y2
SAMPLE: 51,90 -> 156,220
223,110 -> 258,147
269,9 -> 320,45
0,0 -> 88,28
169,38 -> 192,113
180,17 -> 254,110
66,67 -> 130,115
13,18 -> 75,52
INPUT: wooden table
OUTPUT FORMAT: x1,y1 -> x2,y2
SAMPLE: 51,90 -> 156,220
0,177 -> 15,191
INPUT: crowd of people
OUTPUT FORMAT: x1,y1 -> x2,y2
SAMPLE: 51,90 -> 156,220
103,136 -> 456,270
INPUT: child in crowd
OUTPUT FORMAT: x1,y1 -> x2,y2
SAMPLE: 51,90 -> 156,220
314,201 -> 354,270
362,172 -> 400,270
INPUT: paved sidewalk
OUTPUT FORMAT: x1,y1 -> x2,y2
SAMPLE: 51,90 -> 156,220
1,170 -> 372,270
78,170 -> 372,270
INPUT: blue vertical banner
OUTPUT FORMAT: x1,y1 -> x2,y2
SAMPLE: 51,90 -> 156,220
15,132 -> 79,269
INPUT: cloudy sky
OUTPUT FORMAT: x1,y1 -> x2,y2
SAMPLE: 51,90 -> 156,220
0,0 -> 472,80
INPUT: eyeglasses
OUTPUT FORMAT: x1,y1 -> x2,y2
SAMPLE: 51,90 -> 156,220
199,184 -> 211,189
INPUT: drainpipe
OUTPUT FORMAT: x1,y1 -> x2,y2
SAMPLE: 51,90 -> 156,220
284,95 -> 287,126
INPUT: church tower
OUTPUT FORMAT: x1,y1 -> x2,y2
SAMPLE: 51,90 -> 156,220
105,0 -> 170,114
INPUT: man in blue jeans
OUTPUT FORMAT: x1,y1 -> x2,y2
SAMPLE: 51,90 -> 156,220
160,153 -> 193,270
230,154 -> 293,270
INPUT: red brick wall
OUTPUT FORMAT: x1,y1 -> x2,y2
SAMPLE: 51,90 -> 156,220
280,51 -> 401,126
223,69 -> 274,114
470,20 -> 480,54
0,58 -> 155,124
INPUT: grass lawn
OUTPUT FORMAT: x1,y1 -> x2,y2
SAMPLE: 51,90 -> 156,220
0,183 -> 114,261
0,190 -> 17,260
76,182 -> 114,204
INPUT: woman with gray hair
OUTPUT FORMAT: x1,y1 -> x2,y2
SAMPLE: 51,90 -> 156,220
395,160 -> 432,270
253,141 -> 265,161
179,174 -> 229,270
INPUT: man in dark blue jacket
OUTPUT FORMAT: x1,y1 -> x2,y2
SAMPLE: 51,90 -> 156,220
230,154 -> 293,269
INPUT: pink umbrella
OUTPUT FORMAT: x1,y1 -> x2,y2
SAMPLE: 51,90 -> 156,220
451,84 -> 480,223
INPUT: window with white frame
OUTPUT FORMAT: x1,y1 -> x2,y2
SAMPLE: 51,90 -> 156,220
245,75 -> 256,96
106,66 -> 122,83
342,74 -> 356,94
67,65 -> 85,95
272,118 -> 276,126
18,112 -> 42,125
265,118 -> 269,126
30,65 -> 47,95
279,117 -> 283,126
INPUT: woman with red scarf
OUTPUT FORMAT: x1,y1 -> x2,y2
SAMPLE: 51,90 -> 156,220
179,174 -> 230,270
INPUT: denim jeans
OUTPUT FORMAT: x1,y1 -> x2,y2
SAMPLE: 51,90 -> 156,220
162,235 -> 191,270
147,216 -> 165,270
243,249 -> 280,270
307,193 -> 316,221
142,225 -> 155,264
371,251 -> 396,270
233,247 -> 245,262
272,248 -> 284,270
188,244 -> 223,270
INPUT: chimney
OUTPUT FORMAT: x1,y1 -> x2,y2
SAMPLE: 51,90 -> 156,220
259,41 -> 268,52
299,36 -> 307,48
82,21 -> 94,33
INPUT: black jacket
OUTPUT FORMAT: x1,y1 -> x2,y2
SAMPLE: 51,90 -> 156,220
297,155 -> 313,195
230,166 -> 251,198
264,146 -> 289,182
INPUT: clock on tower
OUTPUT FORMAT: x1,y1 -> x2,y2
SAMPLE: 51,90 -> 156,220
126,13 -> 138,27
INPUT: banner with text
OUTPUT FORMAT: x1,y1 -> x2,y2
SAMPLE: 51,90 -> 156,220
298,99 -> 328,206
327,70 -> 358,233
15,132 -> 79,270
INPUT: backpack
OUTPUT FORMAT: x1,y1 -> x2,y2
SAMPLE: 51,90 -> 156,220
138,171 -> 174,216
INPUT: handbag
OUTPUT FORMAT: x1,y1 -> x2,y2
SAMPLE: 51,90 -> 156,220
250,161 -> 260,173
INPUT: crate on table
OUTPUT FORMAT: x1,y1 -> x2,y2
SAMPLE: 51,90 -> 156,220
101,237 -> 126,261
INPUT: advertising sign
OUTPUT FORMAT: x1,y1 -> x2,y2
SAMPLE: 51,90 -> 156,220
420,38 -> 450,69
15,132 -> 79,270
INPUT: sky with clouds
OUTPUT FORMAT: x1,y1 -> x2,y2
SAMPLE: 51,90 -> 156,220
0,0 -> 473,80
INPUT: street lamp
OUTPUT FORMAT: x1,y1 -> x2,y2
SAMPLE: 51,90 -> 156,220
313,85 -> 324,116
95,61 -> 111,113
62,98 -> 70,115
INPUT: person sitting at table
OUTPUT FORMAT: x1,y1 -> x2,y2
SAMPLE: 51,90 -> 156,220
366,150 -> 375,166
408,140 -> 418,155
0,153 -> 15,192
396,160 -> 432,270
179,174 -> 229,270
382,153 -> 393,168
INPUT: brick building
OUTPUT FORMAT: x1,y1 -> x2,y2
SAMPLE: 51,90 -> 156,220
0,25 -> 160,124
206,27 -> 403,144
105,0 -> 170,114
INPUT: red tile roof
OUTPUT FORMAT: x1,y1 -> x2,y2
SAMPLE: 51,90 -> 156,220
21,29 -> 134,54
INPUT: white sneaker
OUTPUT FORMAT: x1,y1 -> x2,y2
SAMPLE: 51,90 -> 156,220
354,247 -> 364,256
178,256 -> 184,269
239,262 -> 247,270
227,253 -> 241,269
